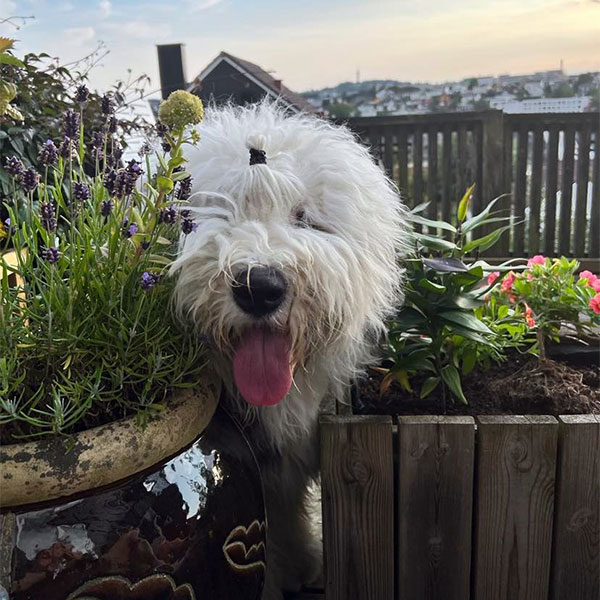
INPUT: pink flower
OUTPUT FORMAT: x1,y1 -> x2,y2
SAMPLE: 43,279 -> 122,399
527,255 -> 546,268
487,271 -> 500,285
526,273 -> 534,280
500,271 -> 515,294
592,279 -> 600,292
590,293 -> 600,315
524,303 -> 536,328
579,270 -> 598,285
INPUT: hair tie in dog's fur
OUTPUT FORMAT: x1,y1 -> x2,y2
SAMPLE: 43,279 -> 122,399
249,148 -> 267,166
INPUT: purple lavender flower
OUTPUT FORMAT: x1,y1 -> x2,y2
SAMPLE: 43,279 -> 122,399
40,202 -> 56,232
181,218 -> 198,235
42,246 -> 60,264
106,145 -> 123,169
156,122 -> 169,137
75,84 -> 89,104
100,200 -> 113,217
180,208 -> 191,218
107,115 -> 117,134
91,130 -> 105,149
73,182 -> 90,203
122,219 -> 138,237
138,141 -> 152,157
161,140 -> 171,153
141,240 -> 150,250
175,176 -> 193,201
22,168 -> 39,192
126,159 -> 143,181
62,110 -> 80,139
101,94 -> 114,115
3,218 -> 15,236
158,204 -> 177,224
58,136 -> 74,159
113,169 -> 134,198
103,169 -> 117,195
140,271 -> 159,290
3,156 -> 24,178
38,140 -> 58,167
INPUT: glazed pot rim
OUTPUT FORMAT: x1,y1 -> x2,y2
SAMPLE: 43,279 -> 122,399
0,371 -> 221,509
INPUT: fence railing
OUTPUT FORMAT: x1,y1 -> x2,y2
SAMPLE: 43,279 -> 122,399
320,414 -> 600,600
345,111 -> 599,262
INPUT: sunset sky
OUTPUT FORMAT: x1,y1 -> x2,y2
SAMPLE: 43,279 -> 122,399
1,0 -> 599,95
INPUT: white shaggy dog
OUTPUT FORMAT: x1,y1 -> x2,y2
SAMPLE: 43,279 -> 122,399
171,102 -> 406,600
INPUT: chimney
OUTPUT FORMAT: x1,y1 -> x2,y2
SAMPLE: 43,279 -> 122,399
157,44 -> 187,99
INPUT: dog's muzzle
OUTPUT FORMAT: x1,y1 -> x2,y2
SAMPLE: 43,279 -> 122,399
231,265 -> 287,317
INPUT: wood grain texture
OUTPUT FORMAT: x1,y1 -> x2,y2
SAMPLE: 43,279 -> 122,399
397,416 -> 475,600
544,127 -> 560,255
573,128 -> 591,257
320,415 -> 394,600
513,126 -> 529,257
559,127 -> 576,255
427,127 -> 439,223
528,126 -> 544,256
473,415 -> 558,600
397,127 -> 408,195
441,127 -> 452,223
499,125 -> 514,257
591,130 -> 600,258
412,128 -> 424,210
550,415 -> 600,600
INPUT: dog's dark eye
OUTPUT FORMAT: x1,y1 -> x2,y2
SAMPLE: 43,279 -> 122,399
293,208 -> 331,233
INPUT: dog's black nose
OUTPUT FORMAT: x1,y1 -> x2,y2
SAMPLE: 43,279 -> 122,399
232,266 -> 287,317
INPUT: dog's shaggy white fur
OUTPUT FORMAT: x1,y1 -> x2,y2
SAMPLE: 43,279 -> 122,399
171,102 -> 407,600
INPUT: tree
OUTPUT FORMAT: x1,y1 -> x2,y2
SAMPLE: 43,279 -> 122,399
472,98 -> 490,111
551,82 -> 575,98
328,102 -> 355,120
467,78 -> 478,90
589,87 -> 600,111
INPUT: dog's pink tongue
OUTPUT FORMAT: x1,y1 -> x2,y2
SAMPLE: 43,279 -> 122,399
233,328 -> 293,406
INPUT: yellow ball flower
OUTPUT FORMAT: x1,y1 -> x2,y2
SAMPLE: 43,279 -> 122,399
158,90 -> 204,132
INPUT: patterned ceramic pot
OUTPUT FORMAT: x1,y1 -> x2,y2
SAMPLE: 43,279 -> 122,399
0,375 -> 266,600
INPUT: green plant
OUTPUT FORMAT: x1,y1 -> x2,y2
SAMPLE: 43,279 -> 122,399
379,186 -> 532,404
489,256 -> 600,360
0,88 -> 207,443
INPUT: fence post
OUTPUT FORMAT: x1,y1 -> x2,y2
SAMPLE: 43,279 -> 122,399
480,111 -> 506,254
320,415 -> 395,600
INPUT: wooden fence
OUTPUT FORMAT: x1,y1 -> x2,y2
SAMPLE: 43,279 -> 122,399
320,414 -> 599,600
345,111 -> 600,264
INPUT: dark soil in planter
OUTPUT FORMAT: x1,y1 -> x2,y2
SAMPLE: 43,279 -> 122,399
355,353 -> 600,417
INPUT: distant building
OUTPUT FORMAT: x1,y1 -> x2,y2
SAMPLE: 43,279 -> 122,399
188,51 -> 316,114
497,96 -> 592,113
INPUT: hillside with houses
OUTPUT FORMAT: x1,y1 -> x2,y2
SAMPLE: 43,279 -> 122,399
303,70 -> 600,117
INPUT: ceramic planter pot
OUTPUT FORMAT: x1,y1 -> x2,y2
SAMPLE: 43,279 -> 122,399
0,374 -> 266,600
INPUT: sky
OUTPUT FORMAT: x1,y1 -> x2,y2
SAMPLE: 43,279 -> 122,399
1,0 -> 599,97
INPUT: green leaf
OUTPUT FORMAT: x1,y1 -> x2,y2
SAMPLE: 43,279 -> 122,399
462,348 -> 477,375
411,201 -> 430,214
420,376 -> 440,399
395,370 -> 413,392
457,183 -> 475,222
463,225 -> 511,254
498,305 -> 509,319
391,307 -> 426,330
462,194 -> 509,233
409,213 -> 456,233
418,278 -> 447,294
440,364 -> 468,404
156,175 -> 174,194
414,234 -> 457,252
440,310 -> 492,334
0,54 -> 25,67
423,257 -> 468,272
172,170 -> 191,181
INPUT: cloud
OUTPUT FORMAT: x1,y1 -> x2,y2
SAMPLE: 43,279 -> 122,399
182,0 -> 224,13
104,20 -> 172,41
99,0 -> 112,18
64,26 -> 95,46
0,0 -> 17,15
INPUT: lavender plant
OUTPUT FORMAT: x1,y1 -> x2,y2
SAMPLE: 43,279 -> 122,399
0,89 -> 206,443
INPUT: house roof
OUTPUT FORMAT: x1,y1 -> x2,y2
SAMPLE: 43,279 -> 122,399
190,51 -> 316,114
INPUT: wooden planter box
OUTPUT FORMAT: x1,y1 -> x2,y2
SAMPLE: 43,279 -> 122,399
320,414 -> 599,600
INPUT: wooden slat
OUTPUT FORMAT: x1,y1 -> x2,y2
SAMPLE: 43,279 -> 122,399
574,128 -> 591,257
473,416 -> 558,600
513,126 -> 529,257
320,415 -> 394,600
383,129 -> 395,182
412,128 -> 424,210
397,127 -> 408,195
456,124 -> 467,205
544,127 -> 560,255
591,131 -> 600,258
397,416 -> 475,600
528,126 -> 544,256
427,126 -> 439,224
441,127 -> 452,223
498,125 -> 514,257
550,415 -> 600,600
559,127 -> 576,255
473,122 -> 484,218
